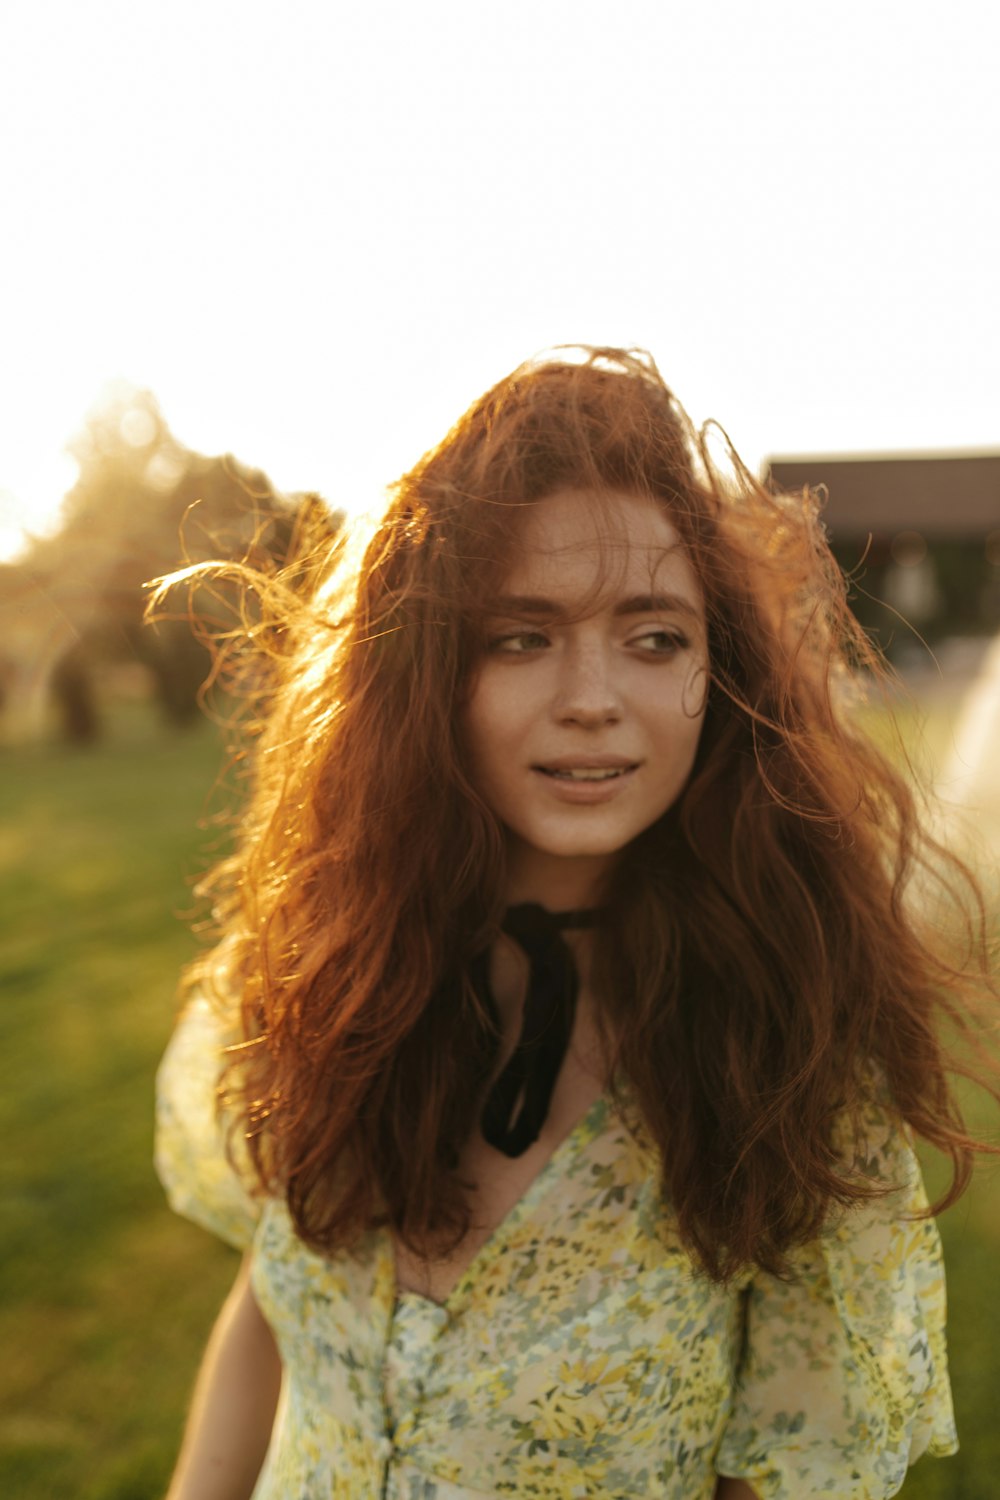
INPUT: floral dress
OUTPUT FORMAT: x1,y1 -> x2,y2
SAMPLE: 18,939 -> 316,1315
156,997 -> 958,1499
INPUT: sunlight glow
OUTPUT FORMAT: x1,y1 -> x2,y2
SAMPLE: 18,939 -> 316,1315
0,0 -> 996,563
0,454 -> 80,558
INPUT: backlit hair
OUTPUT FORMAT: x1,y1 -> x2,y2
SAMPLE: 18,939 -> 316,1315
157,347 -> 998,1281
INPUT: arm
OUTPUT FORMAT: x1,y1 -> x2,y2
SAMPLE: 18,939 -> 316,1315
165,1254 -> 282,1500
715,1481 -> 760,1499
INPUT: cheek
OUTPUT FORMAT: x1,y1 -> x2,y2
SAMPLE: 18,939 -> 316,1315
658,701 -> 706,787
681,659 -> 710,720
684,718 -> 706,775
462,678 -> 514,780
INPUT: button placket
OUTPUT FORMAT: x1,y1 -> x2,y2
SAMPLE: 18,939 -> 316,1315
382,1291 -> 453,1466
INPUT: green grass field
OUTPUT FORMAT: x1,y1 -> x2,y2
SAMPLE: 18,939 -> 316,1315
1,713 -> 239,1499
1,702 -> 997,1497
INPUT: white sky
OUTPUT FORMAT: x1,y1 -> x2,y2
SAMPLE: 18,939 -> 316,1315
1,0 -> 998,561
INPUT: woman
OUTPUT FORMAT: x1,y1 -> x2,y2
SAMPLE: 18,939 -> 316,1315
155,347 -> 995,1498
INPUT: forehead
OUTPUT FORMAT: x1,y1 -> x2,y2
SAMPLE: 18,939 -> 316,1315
498,487 -> 702,606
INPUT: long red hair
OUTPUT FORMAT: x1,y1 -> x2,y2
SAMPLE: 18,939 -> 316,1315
158,348 -> 998,1281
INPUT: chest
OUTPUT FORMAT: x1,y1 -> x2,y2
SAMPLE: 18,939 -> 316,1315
393,1033 -> 607,1305
249,1136 -> 743,1499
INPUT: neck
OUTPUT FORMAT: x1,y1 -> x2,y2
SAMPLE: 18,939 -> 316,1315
503,846 -> 612,913
490,925 -> 597,1030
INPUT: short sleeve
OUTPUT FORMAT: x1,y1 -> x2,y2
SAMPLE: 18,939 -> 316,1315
155,993 -> 264,1250
716,1101 -> 958,1498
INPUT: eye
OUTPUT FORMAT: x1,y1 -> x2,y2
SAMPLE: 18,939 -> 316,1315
486,630 -> 551,654
631,628 -> 690,656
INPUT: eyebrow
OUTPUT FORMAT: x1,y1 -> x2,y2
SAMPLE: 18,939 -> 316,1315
488,592 -> 703,623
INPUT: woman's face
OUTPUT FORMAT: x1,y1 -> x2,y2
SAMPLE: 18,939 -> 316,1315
463,487 -> 709,907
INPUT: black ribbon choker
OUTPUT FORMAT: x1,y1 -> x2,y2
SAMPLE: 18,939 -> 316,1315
476,903 -> 599,1158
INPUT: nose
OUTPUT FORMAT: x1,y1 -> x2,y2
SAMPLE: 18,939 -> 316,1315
551,642 -> 623,727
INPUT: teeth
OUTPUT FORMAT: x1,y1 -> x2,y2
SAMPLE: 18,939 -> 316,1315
547,767 -> 628,781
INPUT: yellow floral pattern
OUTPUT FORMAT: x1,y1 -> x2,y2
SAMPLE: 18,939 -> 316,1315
157,997 -> 958,1498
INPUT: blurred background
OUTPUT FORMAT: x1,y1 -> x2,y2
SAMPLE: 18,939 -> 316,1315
1,1 -> 997,1495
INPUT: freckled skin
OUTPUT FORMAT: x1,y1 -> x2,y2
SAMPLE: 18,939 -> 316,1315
463,488 -> 709,908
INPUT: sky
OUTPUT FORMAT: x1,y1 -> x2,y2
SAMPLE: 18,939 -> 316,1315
1,0 -> 998,561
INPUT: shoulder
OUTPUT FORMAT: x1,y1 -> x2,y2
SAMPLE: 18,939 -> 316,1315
716,1091 -> 958,1497
155,989 -> 265,1251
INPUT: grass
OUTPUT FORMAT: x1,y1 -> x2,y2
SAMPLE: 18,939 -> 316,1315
1,698 -> 997,1497
1,710 -> 240,1498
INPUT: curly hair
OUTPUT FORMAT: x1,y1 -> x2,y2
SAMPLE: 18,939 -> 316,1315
157,347 -> 998,1282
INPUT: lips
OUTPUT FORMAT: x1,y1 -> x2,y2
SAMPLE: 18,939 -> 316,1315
530,759 -> 640,802
538,766 -> 634,781
533,756 -> 640,786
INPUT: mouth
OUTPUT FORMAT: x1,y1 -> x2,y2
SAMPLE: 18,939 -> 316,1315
535,762 -> 639,782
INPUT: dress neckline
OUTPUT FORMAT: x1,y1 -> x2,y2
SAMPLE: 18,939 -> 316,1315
390,1084 -> 613,1313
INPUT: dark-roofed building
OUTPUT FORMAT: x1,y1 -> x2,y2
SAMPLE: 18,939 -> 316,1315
764,450 -> 1000,658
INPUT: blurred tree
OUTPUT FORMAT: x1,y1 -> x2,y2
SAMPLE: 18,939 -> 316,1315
0,385 -> 341,741
50,639 -> 99,744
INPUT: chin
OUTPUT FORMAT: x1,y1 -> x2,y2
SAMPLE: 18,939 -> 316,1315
528,837 -> 633,864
